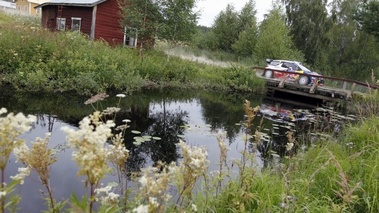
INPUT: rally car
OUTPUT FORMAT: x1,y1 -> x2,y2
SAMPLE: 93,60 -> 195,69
263,59 -> 324,86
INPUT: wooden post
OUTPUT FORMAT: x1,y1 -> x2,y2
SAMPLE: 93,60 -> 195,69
309,77 -> 318,94
346,82 -> 355,100
342,81 -> 347,90
279,74 -> 286,88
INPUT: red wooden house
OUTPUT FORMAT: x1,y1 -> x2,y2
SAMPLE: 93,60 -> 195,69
37,0 -> 137,47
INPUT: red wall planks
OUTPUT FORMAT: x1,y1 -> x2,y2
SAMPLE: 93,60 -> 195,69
95,0 -> 124,45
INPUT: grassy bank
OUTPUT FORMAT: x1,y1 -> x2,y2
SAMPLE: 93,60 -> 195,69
0,12 -> 265,95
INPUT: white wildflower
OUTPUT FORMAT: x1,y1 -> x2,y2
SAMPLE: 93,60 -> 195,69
0,108 -> 7,114
285,142 -> 294,151
13,142 -> 29,163
163,194 -> 172,202
61,112 -> 113,185
137,165 -> 170,208
122,119 -> 131,123
172,141 -> 209,204
116,94 -> 126,98
102,107 -> 121,115
0,190 -> 6,199
107,133 -> 129,166
95,185 -> 120,206
132,205 -> 149,213
95,185 -> 112,194
10,167 -> 30,185
191,204 -> 198,212
138,176 -> 148,187
149,197 -> 159,207
179,140 -> 208,173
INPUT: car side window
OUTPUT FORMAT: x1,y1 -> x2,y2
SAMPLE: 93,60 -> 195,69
289,63 -> 298,71
282,62 -> 295,71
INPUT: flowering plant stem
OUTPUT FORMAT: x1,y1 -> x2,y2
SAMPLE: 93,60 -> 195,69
90,184 -> 95,213
1,169 -> 4,213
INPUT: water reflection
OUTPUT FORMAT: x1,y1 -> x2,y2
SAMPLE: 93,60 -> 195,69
256,99 -> 356,165
0,88 -> 356,212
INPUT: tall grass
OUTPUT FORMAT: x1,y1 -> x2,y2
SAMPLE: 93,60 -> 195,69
0,12 -> 266,95
210,116 -> 379,212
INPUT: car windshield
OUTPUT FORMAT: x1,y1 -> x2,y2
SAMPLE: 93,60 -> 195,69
269,60 -> 281,66
298,64 -> 311,72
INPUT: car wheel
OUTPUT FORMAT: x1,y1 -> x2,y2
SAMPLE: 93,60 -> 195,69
298,75 -> 309,85
264,70 -> 273,78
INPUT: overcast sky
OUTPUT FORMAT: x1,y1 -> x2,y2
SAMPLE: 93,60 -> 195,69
196,0 -> 273,27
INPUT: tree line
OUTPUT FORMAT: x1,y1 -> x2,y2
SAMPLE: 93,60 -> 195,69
119,0 -> 379,82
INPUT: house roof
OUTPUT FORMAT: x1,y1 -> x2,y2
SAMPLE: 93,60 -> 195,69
28,0 -> 48,5
37,0 -> 107,7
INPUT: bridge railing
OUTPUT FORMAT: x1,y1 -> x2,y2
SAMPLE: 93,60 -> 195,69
253,67 -> 379,95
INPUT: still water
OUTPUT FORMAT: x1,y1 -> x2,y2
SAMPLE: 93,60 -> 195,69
0,89 -> 351,212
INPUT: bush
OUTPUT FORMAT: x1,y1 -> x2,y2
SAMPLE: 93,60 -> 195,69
0,12 -> 266,95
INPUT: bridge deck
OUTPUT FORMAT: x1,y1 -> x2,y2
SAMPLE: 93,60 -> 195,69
253,67 -> 377,102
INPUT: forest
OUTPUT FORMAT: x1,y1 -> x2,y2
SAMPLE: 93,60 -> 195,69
188,0 -> 379,82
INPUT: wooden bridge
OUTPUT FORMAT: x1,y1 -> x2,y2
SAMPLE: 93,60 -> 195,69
253,67 -> 379,102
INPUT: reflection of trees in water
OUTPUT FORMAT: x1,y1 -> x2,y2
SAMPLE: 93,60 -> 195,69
146,107 -> 188,165
199,97 -> 245,144
34,114 -> 57,132
201,99 -> 242,143
121,103 -> 188,173
2,88 -> 263,172
200,93 -> 263,145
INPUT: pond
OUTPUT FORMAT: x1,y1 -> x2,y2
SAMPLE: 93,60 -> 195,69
0,89 -> 355,212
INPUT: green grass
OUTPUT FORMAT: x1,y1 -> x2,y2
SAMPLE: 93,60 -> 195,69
0,11 -> 266,96
191,115 -> 379,212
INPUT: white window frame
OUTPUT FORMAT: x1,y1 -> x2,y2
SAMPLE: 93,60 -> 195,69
124,26 -> 138,48
56,17 -> 66,31
71,17 -> 82,32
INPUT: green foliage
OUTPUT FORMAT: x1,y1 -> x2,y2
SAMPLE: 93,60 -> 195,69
282,0 -> 331,67
322,0 -> 379,79
203,115 -> 379,212
3,180 -> 22,213
355,0 -> 379,40
232,26 -> 258,57
159,0 -> 198,46
255,5 -> 304,61
0,13 -> 266,95
192,28 -> 219,51
212,4 -> 240,52
119,0 -> 160,49
222,65 -> 266,91
352,89 -> 379,117
119,0 -> 198,48
231,0 -> 259,57
189,0 -> 379,83
69,194 -> 90,212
